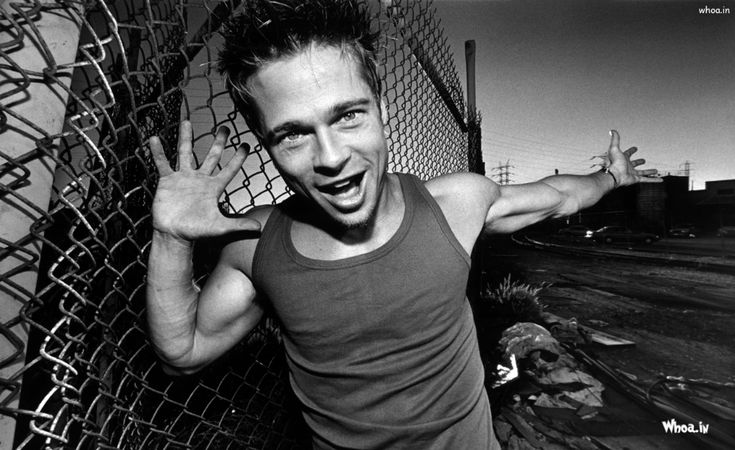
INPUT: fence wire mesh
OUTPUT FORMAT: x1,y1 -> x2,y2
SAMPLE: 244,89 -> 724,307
0,0 -> 482,448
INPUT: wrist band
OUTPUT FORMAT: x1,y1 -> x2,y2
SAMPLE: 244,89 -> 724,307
604,167 -> 618,188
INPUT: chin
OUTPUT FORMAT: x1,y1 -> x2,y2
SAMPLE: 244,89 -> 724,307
341,217 -> 371,230
331,212 -> 371,230
330,204 -> 378,230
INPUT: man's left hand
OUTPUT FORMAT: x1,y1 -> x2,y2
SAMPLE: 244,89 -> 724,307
606,129 -> 662,187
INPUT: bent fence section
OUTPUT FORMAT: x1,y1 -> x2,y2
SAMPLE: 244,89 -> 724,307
0,0 -> 481,448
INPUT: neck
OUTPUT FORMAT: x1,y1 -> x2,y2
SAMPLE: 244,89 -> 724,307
328,173 -> 403,244
289,174 -> 405,260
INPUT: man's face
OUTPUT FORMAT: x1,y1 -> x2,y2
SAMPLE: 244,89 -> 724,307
247,45 -> 389,229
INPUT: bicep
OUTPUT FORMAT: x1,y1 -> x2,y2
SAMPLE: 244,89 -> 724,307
198,259 -> 262,336
484,182 -> 568,234
188,248 -> 263,368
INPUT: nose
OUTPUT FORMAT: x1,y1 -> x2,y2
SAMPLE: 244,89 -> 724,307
314,128 -> 350,174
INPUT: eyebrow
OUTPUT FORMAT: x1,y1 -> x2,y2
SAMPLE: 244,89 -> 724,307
329,98 -> 372,117
265,98 -> 373,144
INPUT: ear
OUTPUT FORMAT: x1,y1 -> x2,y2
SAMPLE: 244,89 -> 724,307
379,98 -> 390,139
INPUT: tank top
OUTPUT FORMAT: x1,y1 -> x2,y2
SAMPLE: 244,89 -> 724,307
252,173 -> 498,449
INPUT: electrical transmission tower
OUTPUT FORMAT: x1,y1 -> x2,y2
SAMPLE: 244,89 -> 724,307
680,160 -> 694,190
492,160 -> 514,185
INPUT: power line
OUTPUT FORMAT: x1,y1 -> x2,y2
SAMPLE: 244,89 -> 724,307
483,137 -> 595,160
485,130 -> 593,154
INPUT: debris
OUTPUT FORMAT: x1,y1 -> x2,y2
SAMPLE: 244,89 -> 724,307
526,348 -> 579,373
503,408 -> 546,448
587,319 -> 609,328
686,396 -> 735,421
493,418 -> 513,443
540,312 -> 584,344
542,312 -> 635,347
563,386 -> 604,409
507,435 -> 538,450
498,321 -> 606,412
573,347 -> 735,449
510,406 -> 600,450
533,366 -> 604,407
614,368 -> 638,381
574,405 -> 598,420
499,322 -> 563,360
493,353 -> 520,388
534,392 -> 576,409
579,324 -> 635,347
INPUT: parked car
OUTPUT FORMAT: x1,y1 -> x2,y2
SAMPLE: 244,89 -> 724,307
716,226 -> 735,237
557,225 -> 593,238
668,227 -> 696,238
590,226 -> 660,245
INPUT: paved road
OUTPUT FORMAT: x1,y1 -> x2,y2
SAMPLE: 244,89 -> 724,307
483,237 -> 735,312
548,234 -> 735,258
640,237 -> 735,257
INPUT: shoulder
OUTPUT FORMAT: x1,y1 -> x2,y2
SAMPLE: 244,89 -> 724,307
422,172 -> 500,253
218,205 -> 276,277
244,204 -> 276,226
424,172 -> 500,213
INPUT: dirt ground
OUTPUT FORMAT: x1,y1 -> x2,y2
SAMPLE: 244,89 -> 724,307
482,239 -> 735,385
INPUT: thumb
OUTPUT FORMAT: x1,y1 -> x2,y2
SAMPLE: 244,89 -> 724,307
608,129 -> 621,153
215,216 -> 262,235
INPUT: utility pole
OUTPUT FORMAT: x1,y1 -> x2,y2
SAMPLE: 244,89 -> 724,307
465,40 -> 476,124
465,40 -> 484,174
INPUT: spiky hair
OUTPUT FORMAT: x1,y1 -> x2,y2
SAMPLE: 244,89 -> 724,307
218,0 -> 381,139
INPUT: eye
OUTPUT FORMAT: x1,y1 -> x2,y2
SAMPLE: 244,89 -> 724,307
338,110 -> 363,123
277,131 -> 306,147
283,132 -> 304,142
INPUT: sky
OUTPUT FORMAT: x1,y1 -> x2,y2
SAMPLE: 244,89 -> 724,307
432,0 -> 735,189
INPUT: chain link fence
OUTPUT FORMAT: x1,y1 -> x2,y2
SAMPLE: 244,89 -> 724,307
0,0 -> 482,448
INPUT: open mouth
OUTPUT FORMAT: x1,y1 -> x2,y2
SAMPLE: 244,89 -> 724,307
319,172 -> 365,197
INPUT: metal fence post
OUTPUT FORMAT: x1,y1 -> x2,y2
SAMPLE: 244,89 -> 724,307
0,2 -> 83,447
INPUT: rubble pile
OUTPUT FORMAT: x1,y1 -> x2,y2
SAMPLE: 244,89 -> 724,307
491,319 -> 735,449
493,322 -> 606,449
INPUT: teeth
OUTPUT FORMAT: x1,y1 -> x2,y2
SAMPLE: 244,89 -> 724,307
325,176 -> 359,193
333,180 -> 351,189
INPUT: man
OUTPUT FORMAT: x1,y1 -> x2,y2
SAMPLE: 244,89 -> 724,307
146,1 -> 660,448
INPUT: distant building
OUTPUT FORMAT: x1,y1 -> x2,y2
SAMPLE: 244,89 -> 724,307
682,179 -> 735,230
556,174 -> 735,234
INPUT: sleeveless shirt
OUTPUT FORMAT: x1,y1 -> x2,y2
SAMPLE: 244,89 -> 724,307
252,173 -> 498,449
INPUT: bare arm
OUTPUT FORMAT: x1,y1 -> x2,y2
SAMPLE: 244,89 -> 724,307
147,234 -> 264,375
146,121 -> 262,375
485,130 -> 661,234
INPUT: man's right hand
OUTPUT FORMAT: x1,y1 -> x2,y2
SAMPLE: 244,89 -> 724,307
149,120 -> 261,242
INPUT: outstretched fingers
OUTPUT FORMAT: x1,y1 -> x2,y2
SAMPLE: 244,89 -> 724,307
199,126 -> 231,174
149,136 -> 174,177
637,168 -> 662,182
217,143 -> 250,185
